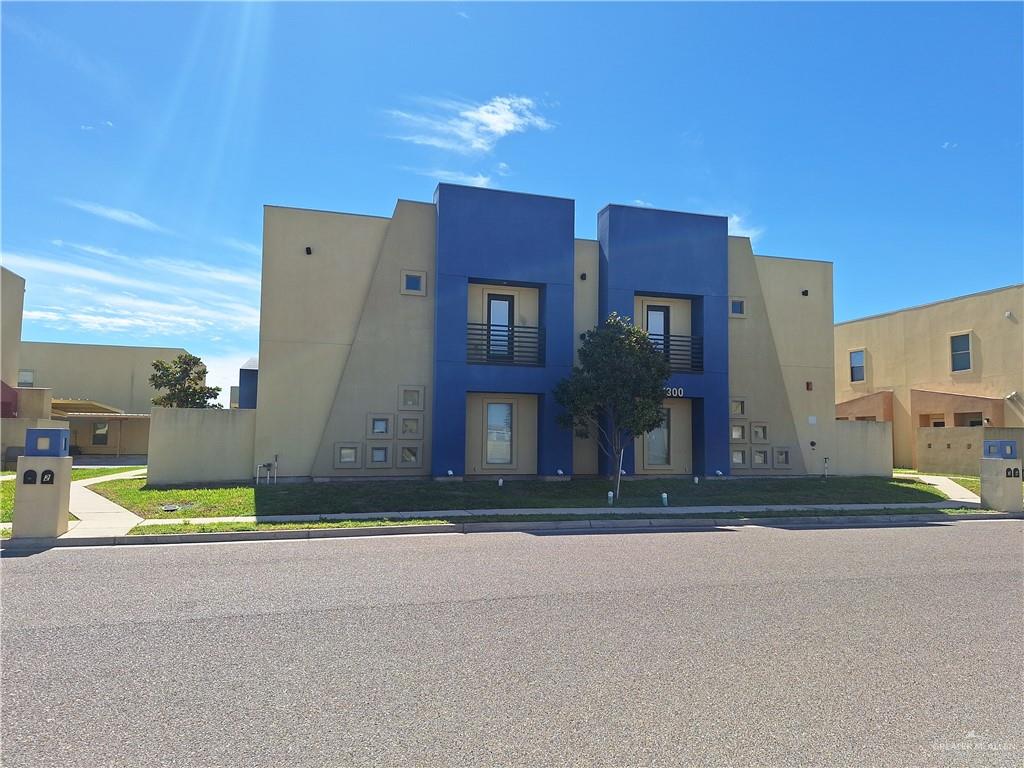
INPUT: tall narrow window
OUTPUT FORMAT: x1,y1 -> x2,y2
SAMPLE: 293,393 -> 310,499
92,422 -> 109,446
486,402 -> 513,464
849,350 -> 865,382
646,306 -> 669,352
487,294 -> 514,360
950,334 -> 971,372
645,408 -> 670,466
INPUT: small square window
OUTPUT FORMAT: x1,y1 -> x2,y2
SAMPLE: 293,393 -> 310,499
333,442 -> 361,469
773,447 -> 792,468
400,270 -> 427,297
372,418 -> 389,435
731,423 -> 746,441
17,369 -> 34,387
401,446 -> 417,463
752,449 -> 769,467
398,385 -> 425,412
751,423 -> 768,443
731,449 -> 748,467
399,416 -> 422,438
730,399 -> 746,417
730,298 -> 746,317
397,441 -> 423,468
371,446 -> 388,463
366,413 -> 394,439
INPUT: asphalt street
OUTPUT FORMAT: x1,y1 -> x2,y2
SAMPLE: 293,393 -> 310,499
2,520 -> 1021,767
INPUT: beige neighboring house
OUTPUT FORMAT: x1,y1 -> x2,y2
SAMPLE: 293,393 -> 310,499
834,284 -> 1024,472
15,342 -> 188,460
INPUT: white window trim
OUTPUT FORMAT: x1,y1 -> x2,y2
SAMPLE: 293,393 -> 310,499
730,419 -> 749,444
730,447 -> 749,468
751,422 -> 769,444
849,347 -> 867,383
333,442 -> 362,469
483,399 -> 516,468
366,413 -> 394,440
729,296 -> 747,318
773,446 -> 793,469
398,385 -> 426,412
751,448 -> 771,469
397,440 -> 423,468
730,397 -> 747,418
642,407 -> 671,470
400,269 -> 428,297
398,414 -> 423,439
367,443 -> 393,468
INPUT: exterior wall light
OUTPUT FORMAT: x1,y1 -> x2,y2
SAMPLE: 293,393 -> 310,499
305,246 -> 313,255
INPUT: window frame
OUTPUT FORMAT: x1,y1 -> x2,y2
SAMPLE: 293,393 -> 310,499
365,413 -> 394,440
949,331 -> 972,373
752,448 -> 770,468
643,407 -> 671,469
92,421 -> 109,446
333,442 -> 362,469
731,447 -> 749,468
397,441 -> 423,468
398,385 -> 425,412
729,297 -> 746,318
398,414 -> 423,439
16,369 -> 34,387
730,398 -> 747,417
400,269 -> 428,297
773,446 -> 793,469
367,444 -> 393,468
730,419 -> 748,443
849,348 -> 866,383
645,304 -> 670,352
751,422 -> 769,444
484,400 -> 515,467
486,293 -> 516,361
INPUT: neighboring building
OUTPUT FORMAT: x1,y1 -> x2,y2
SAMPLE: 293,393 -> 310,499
237,357 -> 258,409
834,285 -> 1024,471
149,184 -> 890,484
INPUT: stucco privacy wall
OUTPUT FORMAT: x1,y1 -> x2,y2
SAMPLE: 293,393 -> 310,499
916,426 -> 1024,476
1,267 -> 25,389
835,284 -> 1023,468
727,238 -> 807,474
18,342 -> 187,413
309,200 -> 436,477
69,417 -> 149,456
833,420 -> 893,476
255,206 -> 390,477
148,407 -> 256,485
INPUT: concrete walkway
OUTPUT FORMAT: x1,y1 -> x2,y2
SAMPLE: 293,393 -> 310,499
893,472 -> 980,504
62,469 -> 147,538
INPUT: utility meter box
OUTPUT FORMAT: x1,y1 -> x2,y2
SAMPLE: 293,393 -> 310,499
12,428 -> 73,538
980,439 -> 1023,514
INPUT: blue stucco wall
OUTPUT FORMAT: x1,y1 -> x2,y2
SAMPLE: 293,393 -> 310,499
597,205 -> 731,477
238,368 -> 258,410
431,184 -> 576,477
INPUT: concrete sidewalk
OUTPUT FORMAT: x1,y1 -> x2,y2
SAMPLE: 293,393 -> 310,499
62,469 -> 147,538
893,472 -> 980,504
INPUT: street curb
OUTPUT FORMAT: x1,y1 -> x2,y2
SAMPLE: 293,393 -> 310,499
1,512 -> 1021,550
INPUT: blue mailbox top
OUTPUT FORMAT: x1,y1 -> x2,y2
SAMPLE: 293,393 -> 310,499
25,428 -> 70,458
982,440 -> 1018,460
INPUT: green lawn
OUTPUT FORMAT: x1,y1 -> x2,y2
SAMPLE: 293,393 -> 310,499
0,466 -> 142,523
128,507 -> 991,536
92,475 -> 949,520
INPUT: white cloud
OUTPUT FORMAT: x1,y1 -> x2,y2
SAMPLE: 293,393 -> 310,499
496,162 -> 512,176
388,95 -> 552,154
80,124 -> 94,131
728,214 -> 764,242
632,199 -> 654,208
219,237 -> 262,257
941,141 -> 959,150
104,120 -> 114,127
60,199 -> 172,234
407,168 -> 492,188
456,11 -> 470,19
23,309 -> 63,322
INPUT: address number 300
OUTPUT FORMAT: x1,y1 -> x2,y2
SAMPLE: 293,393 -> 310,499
664,387 -> 685,398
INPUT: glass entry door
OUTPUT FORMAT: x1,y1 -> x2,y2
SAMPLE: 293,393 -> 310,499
487,294 -> 514,360
647,305 -> 669,352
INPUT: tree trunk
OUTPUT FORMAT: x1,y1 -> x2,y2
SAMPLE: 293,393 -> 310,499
614,447 -> 624,499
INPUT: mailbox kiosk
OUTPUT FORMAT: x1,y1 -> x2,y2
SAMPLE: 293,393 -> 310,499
12,428 -> 73,538
979,439 -> 1023,514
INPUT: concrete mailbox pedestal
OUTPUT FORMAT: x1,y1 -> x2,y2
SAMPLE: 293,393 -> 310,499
979,439 -> 1023,515
12,428 -> 73,539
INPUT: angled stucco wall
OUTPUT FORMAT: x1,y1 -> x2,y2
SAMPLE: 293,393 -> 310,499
1,267 -> 25,389
255,206 -> 390,477
309,200 -> 436,477
572,239 -> 600,475
148,407 -> 256,485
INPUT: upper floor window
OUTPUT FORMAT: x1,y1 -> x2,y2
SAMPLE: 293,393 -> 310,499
17,369 -> 33,387
950,333 -> 971,372
729,298 -> 746,317
400,269 -> 427,297
849,350 -> 865,382
646,305 -> 669,351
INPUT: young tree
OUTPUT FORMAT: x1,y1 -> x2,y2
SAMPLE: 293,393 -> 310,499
150,353 -> 223,409
554,312 -> 671,499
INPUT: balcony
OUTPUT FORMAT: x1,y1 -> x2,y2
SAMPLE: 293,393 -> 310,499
650,334 -> 704,373
467,323 -> 545,366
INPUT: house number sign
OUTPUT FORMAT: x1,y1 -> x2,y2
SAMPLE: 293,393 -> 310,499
664,387 -> 685,398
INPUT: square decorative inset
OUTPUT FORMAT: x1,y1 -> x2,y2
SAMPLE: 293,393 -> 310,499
366,413 -> 394,439
731,448 -> 749,468
751,422 -> 769,444
400,269 -> 428,297
730,398 -> 746,417
752,449 -> 770,468
773,447 -> 792,469
730,420 -> 748,443
398,414 -> 423,439
333,442 -> 362,469
367,443 -> 393,468
729,297 -> 746,317
397,441 -> 423,468
398,385 -> 425,412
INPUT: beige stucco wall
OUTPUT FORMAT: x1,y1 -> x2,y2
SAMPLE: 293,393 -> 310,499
14,388 -> 51,420
255,205 -> 391,477
467,283 -> 539,326
18,342 -> 188,414
916,426 -> 1024,476
148,407 -> 256,485
835,284 -> 1024,468
832,420 -> 894,476
572,240 -> 600,475
1,267 -> 25,389
634,295 -> 692,336
465,393 -> 538,475
308,200 -> 436,478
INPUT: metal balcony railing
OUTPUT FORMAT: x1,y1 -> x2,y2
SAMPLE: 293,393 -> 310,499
649,333 -> 704,373
467,323 -> 545,366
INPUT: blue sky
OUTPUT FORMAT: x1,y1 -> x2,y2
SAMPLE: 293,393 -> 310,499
3,2 -> 1022,400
